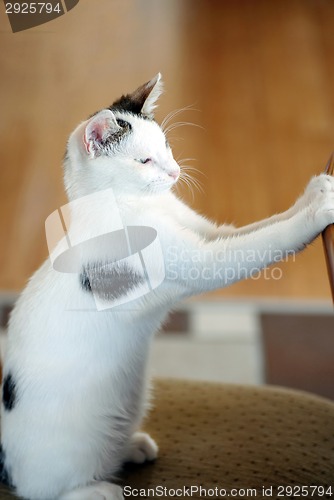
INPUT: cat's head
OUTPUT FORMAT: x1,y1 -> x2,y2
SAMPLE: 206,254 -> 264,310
65,74 -> 180,200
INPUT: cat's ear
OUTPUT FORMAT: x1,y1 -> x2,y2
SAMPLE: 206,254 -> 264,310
132,73 -> 163,119
83,110 -> 119,158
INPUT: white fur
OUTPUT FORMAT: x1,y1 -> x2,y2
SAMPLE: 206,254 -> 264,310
2,76 -> 334,500
0,329 -> 6,366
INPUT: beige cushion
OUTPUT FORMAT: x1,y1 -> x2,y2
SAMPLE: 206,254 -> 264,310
0,379 -> 333,498
122,379 -> 334,493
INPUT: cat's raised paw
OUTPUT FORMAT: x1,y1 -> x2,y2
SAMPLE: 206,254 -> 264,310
300,174 -> 334,228
303,174 -> 334,200
125,431 -> 158,464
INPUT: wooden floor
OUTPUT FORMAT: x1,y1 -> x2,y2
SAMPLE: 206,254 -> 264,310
1,0 -> 334,299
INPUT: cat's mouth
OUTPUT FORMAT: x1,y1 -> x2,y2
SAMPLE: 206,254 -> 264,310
146,178 -> 176,192
154,169 -> 179,184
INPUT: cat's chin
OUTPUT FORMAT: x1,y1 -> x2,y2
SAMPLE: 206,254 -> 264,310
146,182 -> 175,194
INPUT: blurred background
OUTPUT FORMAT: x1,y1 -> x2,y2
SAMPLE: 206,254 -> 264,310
1,0 -> 334,396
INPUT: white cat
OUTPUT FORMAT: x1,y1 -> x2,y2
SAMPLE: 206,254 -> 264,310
1,74 -> 334,500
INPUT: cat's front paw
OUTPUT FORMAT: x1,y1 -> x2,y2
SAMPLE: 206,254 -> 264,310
125,431 -> 158,464
59,482 -> 123,500
302,174 -> 334,229
92,482 -> 124,500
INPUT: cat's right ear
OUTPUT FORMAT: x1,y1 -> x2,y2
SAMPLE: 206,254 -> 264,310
83,110 -> 119,158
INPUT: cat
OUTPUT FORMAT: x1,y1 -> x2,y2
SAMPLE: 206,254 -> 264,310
1,73 -> 334,500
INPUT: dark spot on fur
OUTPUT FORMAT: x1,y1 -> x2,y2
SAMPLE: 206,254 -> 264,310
0,444 -> 11,486
110,96 -> 148,117
80,262 -> 145,301
98,127 -> 130,152
80,271 -> 92,292
2,373 -> 16,411
108,76 -> 158,119
63,143 -> 70,163
116,118 -> 132,130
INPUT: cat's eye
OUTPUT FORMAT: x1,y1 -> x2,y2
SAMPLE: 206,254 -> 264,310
136,158 -> 151,165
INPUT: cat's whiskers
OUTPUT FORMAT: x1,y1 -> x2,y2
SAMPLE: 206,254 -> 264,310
176,160 -> 204,201
164,121 -> 203,136
177,159 -> 206,178
161,104 -> 197,132
162,111 -> 204,195
180,172 -> 204,194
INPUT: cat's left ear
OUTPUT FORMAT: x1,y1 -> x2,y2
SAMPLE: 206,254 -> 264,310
133,73 -> 163,119
83,109 -> 119,158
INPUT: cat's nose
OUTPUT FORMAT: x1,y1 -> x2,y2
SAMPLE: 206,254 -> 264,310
167,161 -> 180,180
168,171 -> 179,180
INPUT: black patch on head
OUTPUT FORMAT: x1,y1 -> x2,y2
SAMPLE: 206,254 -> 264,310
2,373 -> 16,411
0,444 -> 11,487
80,262 -> 145,301
109,94 -> 146,117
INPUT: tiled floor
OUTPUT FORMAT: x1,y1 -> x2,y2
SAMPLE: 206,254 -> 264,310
151,300 -> 263,384
151,334 -> 263,384
151,298 -> 334,386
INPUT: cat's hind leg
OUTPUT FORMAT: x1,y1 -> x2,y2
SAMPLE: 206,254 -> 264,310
59,481 -> 123,500
125,431 -> 158,464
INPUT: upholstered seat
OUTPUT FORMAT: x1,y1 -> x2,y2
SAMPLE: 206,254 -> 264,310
0,378 -> 333,499
121,379 -> 334,495
4,380 -> 334,499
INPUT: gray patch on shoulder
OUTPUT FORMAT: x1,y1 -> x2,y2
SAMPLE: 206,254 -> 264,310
80,261 -> 145,301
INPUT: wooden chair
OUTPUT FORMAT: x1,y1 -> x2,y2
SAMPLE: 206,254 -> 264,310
322,153 -> 334,302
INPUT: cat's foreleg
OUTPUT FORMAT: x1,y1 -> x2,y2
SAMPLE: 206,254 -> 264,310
229,175 -> 329,236
166,174 -> 334,295
169,186 -> 304,240
169,193 -> 235,239
229,211 -> 296,236
229,207 -> 304,236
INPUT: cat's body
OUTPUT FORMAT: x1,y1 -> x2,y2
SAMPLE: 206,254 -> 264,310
2,74 -> 334,500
